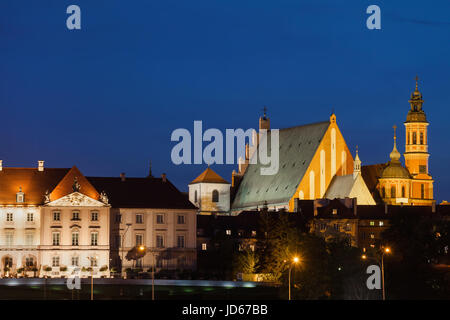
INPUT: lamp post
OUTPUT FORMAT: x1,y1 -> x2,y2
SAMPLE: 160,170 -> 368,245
362,247 -> 391,300
87,255 -> 98,301
121,223 -> 132,278
137,245 -> 155,300
288,256 -> 300,301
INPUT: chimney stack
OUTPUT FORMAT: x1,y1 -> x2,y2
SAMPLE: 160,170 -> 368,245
38,160 -> 44,172
0,160 -> 3,171
120,173 -> 126,182
161,173 -> 167,182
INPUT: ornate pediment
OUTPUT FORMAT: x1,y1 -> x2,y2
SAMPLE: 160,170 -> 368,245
45,192 -> 109,207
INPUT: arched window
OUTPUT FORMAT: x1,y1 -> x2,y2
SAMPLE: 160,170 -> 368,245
413,132 -> 417,144
390,186 -> 396,198
420,132 -> 424,145
194,190 -> 198,203
212,190 -> 219,202
401,186 -> 405,198
421,184 -> 425,199
382,187 -> 386,198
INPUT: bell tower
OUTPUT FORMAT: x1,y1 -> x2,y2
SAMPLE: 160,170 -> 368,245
404,76 -> 434,205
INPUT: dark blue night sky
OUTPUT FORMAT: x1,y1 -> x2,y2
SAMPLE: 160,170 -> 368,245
1,1 -> 450,200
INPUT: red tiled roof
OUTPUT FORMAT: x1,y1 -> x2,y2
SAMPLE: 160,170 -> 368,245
0,167 -> 70,205
190,168 -> 229,185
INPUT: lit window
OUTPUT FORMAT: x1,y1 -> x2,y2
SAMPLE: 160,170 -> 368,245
379,221 -> 384,226
91,212 -> 98,221
226,229 -> 231,235
202,243 -> 207,251
52,232 -> 60,246
249,244 -> 255,252
16,188 -> 24,203
332,209 -> 337,215
91,232 -> 98,246
251,230 -> 257,237
370,234 -> 375,239
53,211 -> 60,221
136,214 -> 143,224
6,213 -> 13,222
370,221 -> 375,226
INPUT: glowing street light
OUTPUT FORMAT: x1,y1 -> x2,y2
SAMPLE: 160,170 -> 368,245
288,256 -> 300,301
361,247 -> 392,300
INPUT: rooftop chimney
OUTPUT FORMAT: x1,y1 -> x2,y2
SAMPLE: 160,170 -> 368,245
38,160 -> 44,172
0,160 -> 3,171
161,173 -> 167,182
120,173 -> 125,182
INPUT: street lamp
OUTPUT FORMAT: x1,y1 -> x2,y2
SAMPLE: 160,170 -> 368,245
288,256 -> 300,301
121,223 -> 132,278
87,254 -> 98,301
136,245 -> 155,300
361,247 -> 391,300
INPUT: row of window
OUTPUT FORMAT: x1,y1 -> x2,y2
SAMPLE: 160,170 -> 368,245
407,131 -> 426,145
53,211 -> 99,222
115,234 -> 186,248
3,212 -> 35,222
52,231 -> 98,246
115,213 -> 186,225
2,233 -> 34,246
194,190 -> 220,203
51,256 -> 97,267
381,184 -> 426,199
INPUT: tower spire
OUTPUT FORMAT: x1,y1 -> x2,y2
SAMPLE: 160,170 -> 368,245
390,125 -> 401,163
353,145 -> 361,179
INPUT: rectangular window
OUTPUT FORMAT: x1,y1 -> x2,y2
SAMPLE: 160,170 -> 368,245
91,212 -> 98,221
25,234 -> 34,246
419,165 -> 427,174
71,256 -> 79,267
6,213 -> 13,222
52,232 -> 60,246
156,235 -> 164,248
370,233 -> 375,239
136,214 -> 143,224
156,214 -> 164,224
226,229 -> 231,235
90,257 -> 98,267
379,221 -> 384,226
420,132 -> 424,145
370,221 -> 375,226
177,215 -> 185,224
5,233 -> 13,246
136,234 -> 143,246
72,232 -> 79,246
27,213 -> 34,222
52,256 -> 60,267
91,232 -> 98,246
251,230 -> 257,237
202,243 -> 207,251
177,235 -> 185,248
53,211 -> 60,221
72,211 -> 80,220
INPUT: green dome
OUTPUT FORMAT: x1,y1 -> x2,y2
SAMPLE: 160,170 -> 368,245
381,162 -> 411,179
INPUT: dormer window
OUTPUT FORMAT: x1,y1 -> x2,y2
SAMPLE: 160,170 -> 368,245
16,187 -> 25,203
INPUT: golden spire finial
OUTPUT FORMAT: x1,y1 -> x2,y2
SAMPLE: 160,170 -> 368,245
393,124 -> 397,139
415,75 -> 419,91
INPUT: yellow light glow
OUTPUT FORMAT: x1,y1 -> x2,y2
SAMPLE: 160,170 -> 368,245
361,254 -> 367,260
384,247 -> 391,253
139,246 -> 145,251
293,256 -> 300,263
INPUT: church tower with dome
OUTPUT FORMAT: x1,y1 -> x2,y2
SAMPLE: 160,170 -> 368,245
376,77 -> 434,206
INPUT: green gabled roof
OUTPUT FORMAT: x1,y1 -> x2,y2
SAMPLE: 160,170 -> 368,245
231,120 -> 330,210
